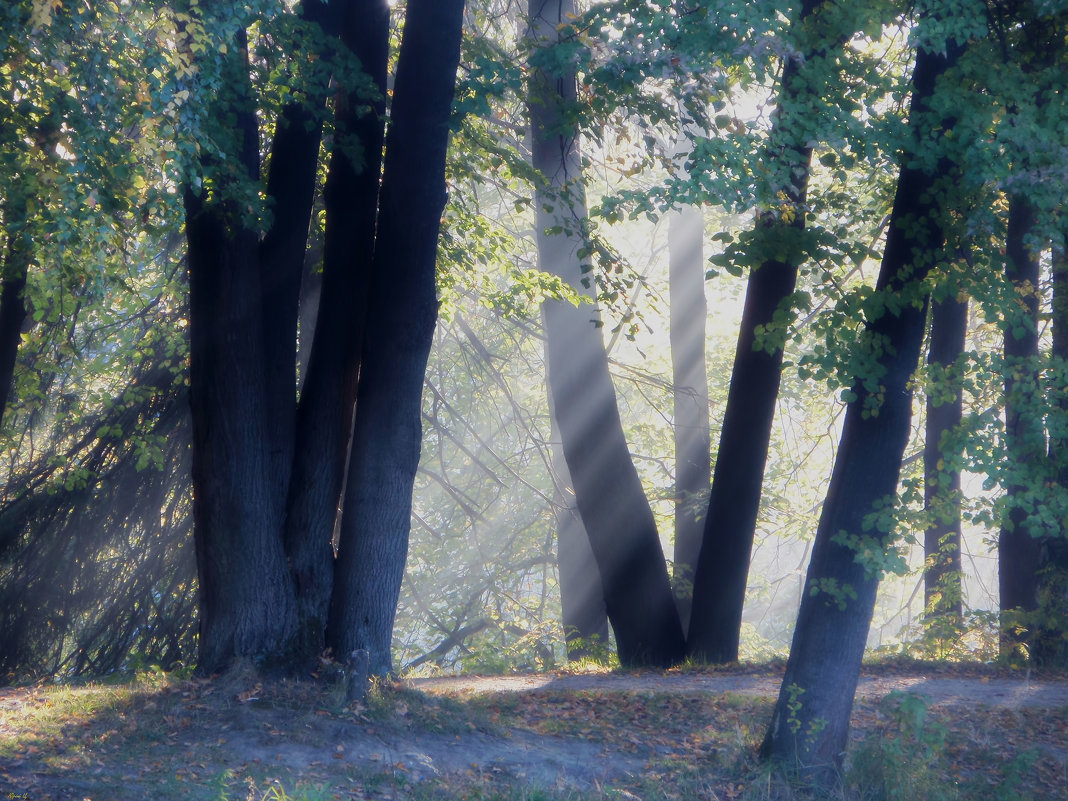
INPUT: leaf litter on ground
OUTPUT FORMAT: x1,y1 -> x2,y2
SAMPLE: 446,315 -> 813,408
0,661 -> 1066,800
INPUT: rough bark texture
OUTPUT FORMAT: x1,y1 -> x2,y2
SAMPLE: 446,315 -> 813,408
686,0 -> 821,663
185,58 -> 298,668
760,40 -> 961,784
998,194 -> 1044,655
326,0 -> 464,678
529,0 -> 685,668
283,0 -> 390,667
924,295 -> 968,619
668,205 -> 710,633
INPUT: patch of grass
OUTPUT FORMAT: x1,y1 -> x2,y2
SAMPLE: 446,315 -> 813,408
2,667 -> 1066,801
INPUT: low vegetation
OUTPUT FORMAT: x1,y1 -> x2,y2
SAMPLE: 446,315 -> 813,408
1,663 -> 1064,801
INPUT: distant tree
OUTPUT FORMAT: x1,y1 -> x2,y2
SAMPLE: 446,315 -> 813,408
998,194 -> 1044,658
528,0 -> 685,668
668,204 -> 709,633
924,292 -> 968,622
760,20 -> 966,783
1040,235 -> 1068,667
548,390 -> 610,661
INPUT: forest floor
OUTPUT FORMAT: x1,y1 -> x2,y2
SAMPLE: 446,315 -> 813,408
2,660 -> 1067,801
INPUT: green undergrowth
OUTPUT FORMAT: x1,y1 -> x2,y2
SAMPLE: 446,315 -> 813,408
1,665 -> 1064,801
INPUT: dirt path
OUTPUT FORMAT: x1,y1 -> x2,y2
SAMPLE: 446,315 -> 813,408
4,667 -> 1068,800
411,668 -> 1068,709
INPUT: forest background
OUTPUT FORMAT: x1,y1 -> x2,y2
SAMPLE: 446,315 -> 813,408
1,0 -> 1067,788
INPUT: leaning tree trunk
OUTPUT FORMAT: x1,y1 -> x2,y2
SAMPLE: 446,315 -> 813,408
548,383 -> 610,660
282,0 -> 390,668
327,0 -> 465,678
998,193 -> 1045,658
529,0 -> 685,668
924,293 -> 968,620
760,35 -> 963,785
687,0 -> 829,663
668,204 -> 710,633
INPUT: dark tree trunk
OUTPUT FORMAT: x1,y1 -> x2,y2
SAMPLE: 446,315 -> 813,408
998,193 -> 1044,656
327,0 -> 464,678
548,381 -> 610,661
687,0 -> 821,663
1037,234 -> 1068,667
529,0 -> 685,668
0,197 -> 29,432
924,294 -> 968,619
283,0 -> 390,668
184,33 -> 298,669
760,40 -> 962,784
668,205 -> 710,633
257,0 -> 336,505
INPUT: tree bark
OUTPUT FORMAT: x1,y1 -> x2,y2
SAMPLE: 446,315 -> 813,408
258,0 -> 337,506
760,38 -> 962,784
529,0 -> 685,668
998,193 -> 1044,657
0,196 -> 29,432
283,0 -> 390,668
1037,234 -> 1068,667
924,294 -> 968,620
687,0 -> 829,662
327,0 -> 464,678
184,32 -> 299,668
668,205 -> 710,633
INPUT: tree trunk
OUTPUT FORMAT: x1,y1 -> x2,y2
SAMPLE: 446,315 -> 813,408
924,294 -> 968,620
529,0 -> 685,668
760,39 -> 962,784
547,377 -> 610,661
327,0 -> 464,678
185,28 -> 312,674
0,196 -> 29,432
687,0 -> 821,663
283,0 -> 390,668
998,193 -> 1044,657
668,205 -> 710,633
257,0 -> 336,507
1037,234 -> 1068,667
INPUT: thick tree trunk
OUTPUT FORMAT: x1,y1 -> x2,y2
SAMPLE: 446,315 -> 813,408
0,197 -> 29,432
547,381 -> 610,660
326,0 -> 464,678
529,0 -> 685,668
760,40 -> 962,784
686,0 -> 825,662
668,205 -> 710,633
924,294 -> 968,619
283,0 -> 390,668
999,193 -> 1044,657
186,32 -> 299,674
